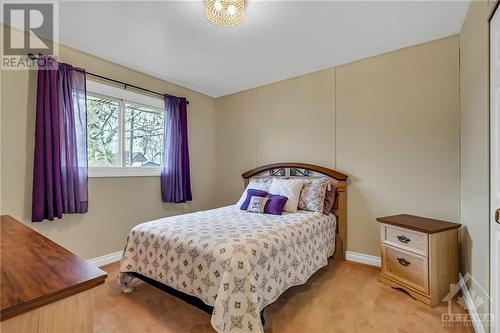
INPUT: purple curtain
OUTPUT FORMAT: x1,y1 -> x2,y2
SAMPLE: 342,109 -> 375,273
32,57 -> 88,222
161,95 -> 192,203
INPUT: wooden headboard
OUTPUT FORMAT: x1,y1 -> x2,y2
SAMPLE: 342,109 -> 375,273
241,163 -> 348,261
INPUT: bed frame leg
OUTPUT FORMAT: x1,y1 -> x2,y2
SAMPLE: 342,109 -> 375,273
260,310 -> 265,326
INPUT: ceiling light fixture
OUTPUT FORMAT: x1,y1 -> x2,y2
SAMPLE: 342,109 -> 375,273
205,0 -> 245,27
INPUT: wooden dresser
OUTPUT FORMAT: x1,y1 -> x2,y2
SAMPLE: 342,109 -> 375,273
0,215 -> 107,333
377,214 -> 461,307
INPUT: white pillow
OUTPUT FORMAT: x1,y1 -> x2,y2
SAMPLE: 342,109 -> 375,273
236,178 -> 272,207
298,177 -> 329,213
247,196 -> 268,214
268,178 -> 304,213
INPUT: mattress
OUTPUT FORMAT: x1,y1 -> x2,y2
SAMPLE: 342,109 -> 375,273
119,205 -> 336,333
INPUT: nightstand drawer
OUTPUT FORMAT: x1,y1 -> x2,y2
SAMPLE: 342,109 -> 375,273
382,245 -> 429,294
382,224 -> 428,256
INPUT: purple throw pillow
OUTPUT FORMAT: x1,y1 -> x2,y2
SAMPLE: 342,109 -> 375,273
240,189 -> 268,210
264,194 -> 288,215
323,185 -> 337,214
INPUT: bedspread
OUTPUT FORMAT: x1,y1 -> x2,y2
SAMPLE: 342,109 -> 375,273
119,206 -> 336,333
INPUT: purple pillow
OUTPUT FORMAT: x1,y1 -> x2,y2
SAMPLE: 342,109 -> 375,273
323,185 -> 337,214
264,194 -> 288,215
240,189 -> 268,210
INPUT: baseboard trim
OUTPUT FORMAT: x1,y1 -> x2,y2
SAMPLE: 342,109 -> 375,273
90,250 -> 381,268
345,251 -> 381,267
458,274 -> 485,333
88,250 -> 122,267
91,250 -> 381,269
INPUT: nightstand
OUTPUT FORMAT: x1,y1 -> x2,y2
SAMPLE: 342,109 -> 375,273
376,214 -> 461,307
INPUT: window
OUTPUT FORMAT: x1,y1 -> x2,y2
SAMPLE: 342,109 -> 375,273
124,102 -> 163,167
86,80 -> 164,177
87,95 -> 120,167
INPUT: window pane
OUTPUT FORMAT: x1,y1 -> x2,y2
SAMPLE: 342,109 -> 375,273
125,103 -> 164,168
87,95 -> 120,167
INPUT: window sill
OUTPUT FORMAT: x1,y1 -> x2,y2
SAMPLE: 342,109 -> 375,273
88,167 -> 161,178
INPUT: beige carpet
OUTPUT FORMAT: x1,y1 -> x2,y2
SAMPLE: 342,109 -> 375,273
94,260 -> 472,333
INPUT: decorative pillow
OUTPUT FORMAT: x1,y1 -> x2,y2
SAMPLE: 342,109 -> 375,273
298,177 -> 329,213
247,196 -> 268,214
240,189 -> 268,210
264,194 -> 288,215
323,184 -> 337,214
236,178 -> 272,207
268,178 -> 304,213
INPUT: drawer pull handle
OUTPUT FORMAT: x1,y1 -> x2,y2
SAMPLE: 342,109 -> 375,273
397,235 -> 411,244
397,257 -> 411,267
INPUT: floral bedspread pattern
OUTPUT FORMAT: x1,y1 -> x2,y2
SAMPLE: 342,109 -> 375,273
119,206 -> 336,333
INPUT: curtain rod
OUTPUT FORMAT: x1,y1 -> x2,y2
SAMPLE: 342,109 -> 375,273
27,53 -> 189,104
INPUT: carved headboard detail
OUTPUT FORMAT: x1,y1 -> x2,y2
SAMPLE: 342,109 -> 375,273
241,163 -> 348,261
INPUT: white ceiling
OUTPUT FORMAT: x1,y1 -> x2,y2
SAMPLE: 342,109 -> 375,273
54,1 -> 470,97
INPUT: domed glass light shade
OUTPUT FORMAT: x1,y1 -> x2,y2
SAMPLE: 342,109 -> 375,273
205,0 -> 245,27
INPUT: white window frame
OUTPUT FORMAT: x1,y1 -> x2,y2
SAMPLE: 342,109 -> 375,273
86,79 -> 165,178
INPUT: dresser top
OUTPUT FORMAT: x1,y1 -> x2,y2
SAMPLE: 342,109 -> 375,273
376,214 -> 461,234
0,215 -> 107,321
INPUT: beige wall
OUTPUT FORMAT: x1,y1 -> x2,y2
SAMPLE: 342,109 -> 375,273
337,36 -> 460,256
215,69 -> 335,205
215,36 -> 460,257
0,32 -> 217,259
459,0 -> 496,313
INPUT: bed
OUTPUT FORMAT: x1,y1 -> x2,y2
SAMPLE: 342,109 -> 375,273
119,163 -> 348,333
